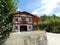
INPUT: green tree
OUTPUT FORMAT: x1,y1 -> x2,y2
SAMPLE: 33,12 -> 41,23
38,14 -> 60,33
0,0 -> 18,44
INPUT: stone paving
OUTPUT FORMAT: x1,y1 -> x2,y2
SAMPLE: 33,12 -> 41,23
4,31 -> 48,45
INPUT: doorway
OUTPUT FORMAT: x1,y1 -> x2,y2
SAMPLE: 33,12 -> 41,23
20,26 -> 27,31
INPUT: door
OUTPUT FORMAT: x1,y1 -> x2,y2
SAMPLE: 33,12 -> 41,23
20,26 -> 27,31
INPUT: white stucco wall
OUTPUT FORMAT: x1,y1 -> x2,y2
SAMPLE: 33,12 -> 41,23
27,25 -> 33,31
13,14 -> 33,32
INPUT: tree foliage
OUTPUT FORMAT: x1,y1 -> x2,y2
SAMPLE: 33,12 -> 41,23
0,0 -> 17,44
38,14 -> 60,33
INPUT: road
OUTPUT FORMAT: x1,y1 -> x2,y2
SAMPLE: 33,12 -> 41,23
47,33 -> 60,45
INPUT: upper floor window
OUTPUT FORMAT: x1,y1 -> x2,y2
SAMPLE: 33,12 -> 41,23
15,18 -> 18,21
29,18 -> 32,22
22,17 -> 26,21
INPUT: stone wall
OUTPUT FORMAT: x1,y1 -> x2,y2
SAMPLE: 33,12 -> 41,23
4,31 -> 48,45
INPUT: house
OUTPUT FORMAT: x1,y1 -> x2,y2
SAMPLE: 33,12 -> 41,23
10,11 -> 42,32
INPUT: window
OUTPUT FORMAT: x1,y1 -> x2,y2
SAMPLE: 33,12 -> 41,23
15,26 -> 18,30
22,17 -> 26,21
29,26 -> 31,29
29,18 -> 32,22
15,18 -> 18,21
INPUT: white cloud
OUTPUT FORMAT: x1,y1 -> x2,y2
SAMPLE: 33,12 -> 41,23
55,13 -> 60,17
32,0 -> 60,16
17,8 -> 21,11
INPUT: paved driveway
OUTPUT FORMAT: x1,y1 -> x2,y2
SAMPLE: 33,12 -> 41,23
47,33 -> 60,45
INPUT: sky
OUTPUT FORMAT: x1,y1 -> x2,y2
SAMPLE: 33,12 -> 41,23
17,0 -> 60,16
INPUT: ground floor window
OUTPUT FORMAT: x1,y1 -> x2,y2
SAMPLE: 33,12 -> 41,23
14,25 -> 18,30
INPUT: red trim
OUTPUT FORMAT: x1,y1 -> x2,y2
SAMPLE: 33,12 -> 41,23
14,16 -> 32,18
14,23 -> 32,25
14,20 -> 33,23
10,11 -> 43,22
10,11 -> 35,17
